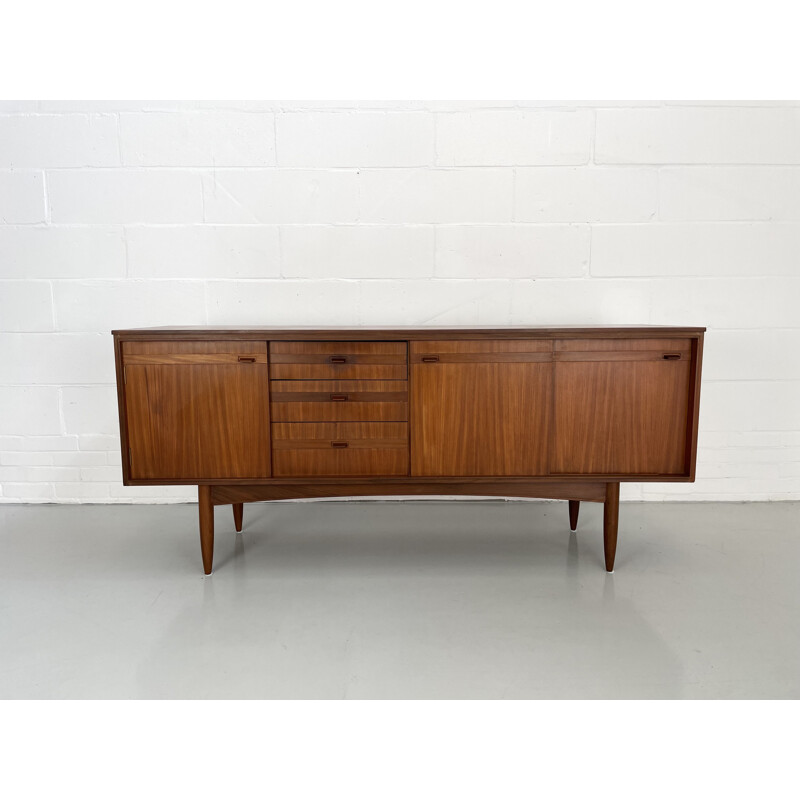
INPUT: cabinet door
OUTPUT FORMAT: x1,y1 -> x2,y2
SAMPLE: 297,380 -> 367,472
123,341 -> 270,481
552,338 -> 692,475
410,340 -> 552,476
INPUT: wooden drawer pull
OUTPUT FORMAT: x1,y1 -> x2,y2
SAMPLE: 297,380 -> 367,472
329,394 -> 349,401
237,355 -> 257,363
329,356 -> 348,364
421,355 -> 440,363
662,353 -> 682,360
330,441 -> 349,448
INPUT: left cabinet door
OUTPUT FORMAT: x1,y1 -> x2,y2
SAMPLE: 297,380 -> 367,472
122,341 -> 271,481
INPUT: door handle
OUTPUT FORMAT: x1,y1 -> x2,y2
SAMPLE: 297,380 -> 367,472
330,441 -> 349,448
329,356 -> 348,364
662,353 -> 682,360
237,356 -> 257,363
421,355 -> 440,363
329,394 -> 349,402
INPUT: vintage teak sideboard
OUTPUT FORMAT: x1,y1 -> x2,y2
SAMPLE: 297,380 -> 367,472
112,326 -> 705,574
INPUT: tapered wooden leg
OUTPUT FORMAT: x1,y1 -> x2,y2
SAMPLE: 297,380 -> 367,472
233,502 -> 243,533
568,500 -> 580,531
199,485 -> 214,575
603,482 -> 620,572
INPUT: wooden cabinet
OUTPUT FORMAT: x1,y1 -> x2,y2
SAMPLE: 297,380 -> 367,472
113,327 -> 705,574
410,340 -> 551,476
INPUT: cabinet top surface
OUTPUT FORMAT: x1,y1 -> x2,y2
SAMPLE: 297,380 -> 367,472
114,325 -> 705,339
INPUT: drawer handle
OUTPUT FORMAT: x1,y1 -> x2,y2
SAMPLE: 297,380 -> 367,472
329,394 -> 349,402
662,353 -> 682,361
331,441 -> 349,449
329,356 -> 348,364
421,355 -> 440,363
237,355 -> 257,363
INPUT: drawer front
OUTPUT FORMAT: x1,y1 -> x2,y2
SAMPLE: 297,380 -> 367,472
410,340 -> 552,363
124,340 -> 267,365
554,338 -> 692,362
272,422 -> 408,477
270,380 -> 407,422
272,402 -> 407,422
270,341 -> 407,380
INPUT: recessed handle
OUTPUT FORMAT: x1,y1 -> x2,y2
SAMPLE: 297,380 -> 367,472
237,355 -> 257,363
329,356 -> 348,364
329,394 -> 349,402
421,355 -> 440,363
662,353 -> 682,360
330,441 -> 349,449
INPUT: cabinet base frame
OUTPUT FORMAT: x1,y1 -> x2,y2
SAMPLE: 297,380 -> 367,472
197,480 -> 620,575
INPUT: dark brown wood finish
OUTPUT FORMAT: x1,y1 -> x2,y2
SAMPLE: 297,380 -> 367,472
603,482 -> 620,572
199,485 -> 214,575
112,326 -> 705,574
115,325 -> 705,340
569,500 -> 580,531
685,335 -> 705,480
210,480 -> 610,505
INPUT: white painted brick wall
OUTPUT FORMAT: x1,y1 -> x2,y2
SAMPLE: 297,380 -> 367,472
595,107 -> 800,164
201,169 -> 359,223
591,223 -> 800,276
436,110 -> 593,166
0,226 -> 126,277
0,114 -> 120,168
119,112 -> 276,167
281,225 -> 434,279
276,112 -> 435,167
126,225 -> 281,279
358,169 -> 513,223
659,167 -> 800,221
435,225 -> 589,278
0,282 -> 53,331
0,171 -> 46,223
1,100 -> 799,503
52,280 -> 206,332
48,170 -> 204,223
514,167 -> 657,222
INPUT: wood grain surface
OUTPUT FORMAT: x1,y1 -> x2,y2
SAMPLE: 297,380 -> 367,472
411,345 -> 551,476
552,359 -> 691,475
125,363 -> 271,480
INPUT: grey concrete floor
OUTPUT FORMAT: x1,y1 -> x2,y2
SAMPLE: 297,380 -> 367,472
0,500 -> 798,699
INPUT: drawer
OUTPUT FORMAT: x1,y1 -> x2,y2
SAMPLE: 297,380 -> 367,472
123,340 -> 267,365
270,341 -> 407,380
272,422 -> 408,477
410,340 -> 552,363
271,381 -> 407,422
554,338 -> 692,362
